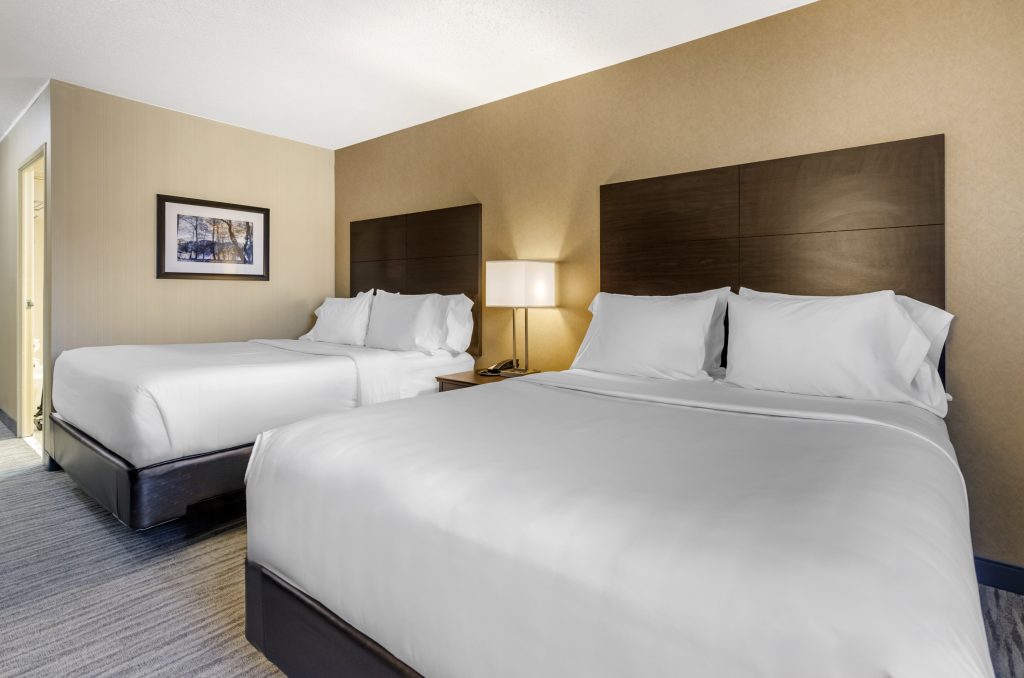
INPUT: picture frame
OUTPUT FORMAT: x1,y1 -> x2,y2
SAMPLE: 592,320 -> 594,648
156,194 -> 270,281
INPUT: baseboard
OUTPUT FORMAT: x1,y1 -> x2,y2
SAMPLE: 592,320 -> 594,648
976,556 -> 1024,595
0,408 -> 16,435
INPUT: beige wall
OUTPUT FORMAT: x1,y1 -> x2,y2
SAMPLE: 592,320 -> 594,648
46,82 -> 335,441
0,86 -> 50,423
335,0 -> 1024,563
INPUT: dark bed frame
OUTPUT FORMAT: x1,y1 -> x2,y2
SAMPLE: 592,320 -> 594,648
48,413 -> 252,529
246,562 -> 421,677
247,136 -> 946,676
47,203 -> 482,530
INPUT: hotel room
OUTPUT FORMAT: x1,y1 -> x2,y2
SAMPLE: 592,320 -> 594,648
0,0 -> 1021,676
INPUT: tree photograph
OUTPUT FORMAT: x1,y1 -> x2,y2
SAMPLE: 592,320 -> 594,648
176,214 -> 254,265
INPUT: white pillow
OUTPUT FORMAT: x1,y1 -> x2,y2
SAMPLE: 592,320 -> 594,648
364,290 -> 448,353
571,292 -> 717,380
299,291 -> 373,345
738,288 -> 953,373
617,288 -> 731,371
693,287 -> 731,373
443,294 -> 474,354
725,292 -> 946,415
893,295 -> 953,368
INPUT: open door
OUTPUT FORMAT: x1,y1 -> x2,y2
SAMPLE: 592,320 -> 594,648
17,147 -> 46,451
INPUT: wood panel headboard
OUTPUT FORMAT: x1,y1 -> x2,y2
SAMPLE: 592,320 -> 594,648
351,203 -> 482,356
600,135 -> 945,307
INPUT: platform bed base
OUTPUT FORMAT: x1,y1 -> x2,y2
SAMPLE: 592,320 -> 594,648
246,561 -> 420,677
49,412 -> 253,530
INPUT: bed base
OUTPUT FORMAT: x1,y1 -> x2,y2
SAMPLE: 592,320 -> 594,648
246,560 -> 420,677
49,412 -> 253,530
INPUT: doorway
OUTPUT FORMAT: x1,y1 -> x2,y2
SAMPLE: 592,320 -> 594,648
18,148 -> 45,453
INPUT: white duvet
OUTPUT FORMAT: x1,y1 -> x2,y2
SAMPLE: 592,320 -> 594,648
52,340 -> 472,467
246,370 -> 993,678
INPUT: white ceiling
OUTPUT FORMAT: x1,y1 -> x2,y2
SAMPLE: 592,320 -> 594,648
0,1 -> 815,149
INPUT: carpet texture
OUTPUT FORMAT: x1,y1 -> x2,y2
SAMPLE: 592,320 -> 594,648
981,585 -> 1024,678
0,431 -> 279,677
0,424 -> 1021,677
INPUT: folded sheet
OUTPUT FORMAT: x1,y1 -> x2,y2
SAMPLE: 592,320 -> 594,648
247,370 -> 992,678
253,339 -> 410,407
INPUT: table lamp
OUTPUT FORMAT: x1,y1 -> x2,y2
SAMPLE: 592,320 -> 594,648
485,260 -> 556,376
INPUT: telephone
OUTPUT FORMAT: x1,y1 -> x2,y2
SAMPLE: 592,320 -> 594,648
478,359 -> 516,376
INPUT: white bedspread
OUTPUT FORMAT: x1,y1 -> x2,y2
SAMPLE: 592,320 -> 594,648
52,340 -> 472,467
246,370 -> 993,678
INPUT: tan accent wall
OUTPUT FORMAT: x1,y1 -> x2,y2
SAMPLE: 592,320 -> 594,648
335,0 -> 1024,562
0,86 -> 50,423
46,81 -> 335,441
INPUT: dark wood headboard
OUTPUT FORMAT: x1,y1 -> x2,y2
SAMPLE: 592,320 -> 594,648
600,135 -> 945,307
350,203 -> 482,356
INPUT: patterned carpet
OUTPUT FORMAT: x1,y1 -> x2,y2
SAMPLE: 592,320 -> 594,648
0,424 -> 1021,676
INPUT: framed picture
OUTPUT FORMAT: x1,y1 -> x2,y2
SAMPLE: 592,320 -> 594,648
157,194 -> 270,280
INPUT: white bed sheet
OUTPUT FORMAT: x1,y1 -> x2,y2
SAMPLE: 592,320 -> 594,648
52,340 -> 472,467
246,370 -> 993,678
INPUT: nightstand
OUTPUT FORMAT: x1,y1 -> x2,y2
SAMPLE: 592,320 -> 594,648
435,371 -> 516,392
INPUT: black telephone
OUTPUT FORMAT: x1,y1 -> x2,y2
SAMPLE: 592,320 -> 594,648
478,359 -> 516,376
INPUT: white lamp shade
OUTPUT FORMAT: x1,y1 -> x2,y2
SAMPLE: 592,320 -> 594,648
486,260 -> 556,308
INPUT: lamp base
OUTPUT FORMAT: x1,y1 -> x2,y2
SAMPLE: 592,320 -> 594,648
499,367 -> 538,378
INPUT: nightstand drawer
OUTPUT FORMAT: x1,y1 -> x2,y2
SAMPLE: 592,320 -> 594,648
438,380 -> 475,393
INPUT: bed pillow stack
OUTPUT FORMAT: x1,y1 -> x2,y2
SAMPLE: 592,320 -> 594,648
442,294 -> 475,354
726,289 -> 950,415
735,288 -> 953,382
363,291 -> 448,353
299,290 -> 374,345
301,290 -> 474,354
364,290 -> 476,355
571,291 -> 720,380
568,285 -> 952,417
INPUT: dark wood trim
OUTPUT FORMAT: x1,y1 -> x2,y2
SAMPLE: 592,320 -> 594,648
246,561 -> 421,677
600,136 -> 945,377
435,370 -> 506,392
156,194 -> 270,281
50,412 -> 252,529
976,556 -> 1024,596
600,135 -> 945,305
737,224 -> 944,308
351,203 -> 482,356
738,135 -> 944,237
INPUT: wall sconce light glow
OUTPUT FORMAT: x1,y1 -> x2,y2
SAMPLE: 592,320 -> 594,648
485,260 -> 556,308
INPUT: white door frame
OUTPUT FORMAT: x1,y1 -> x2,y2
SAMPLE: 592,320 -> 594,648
17,144 -> 46,440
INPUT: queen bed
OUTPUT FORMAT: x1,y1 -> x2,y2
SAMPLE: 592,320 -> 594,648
244,136 -> 994,676
53,340 -> 473,469
246,371 -> 990,677
48,202 -> 482,529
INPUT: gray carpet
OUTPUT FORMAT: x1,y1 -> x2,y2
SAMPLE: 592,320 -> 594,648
0,429 -> 280,677
982,586 -> 1024,678
0,424 -> 1022,677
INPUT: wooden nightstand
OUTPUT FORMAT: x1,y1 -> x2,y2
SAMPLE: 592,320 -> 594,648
435,371 -> 514,392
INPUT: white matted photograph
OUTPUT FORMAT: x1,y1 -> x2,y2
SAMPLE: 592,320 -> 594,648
156,194 -> 269,280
